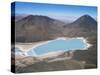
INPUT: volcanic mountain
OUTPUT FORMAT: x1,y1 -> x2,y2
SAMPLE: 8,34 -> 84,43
14,14 -> 97,42
63,15 -> 97,37
15,15 -> 65,42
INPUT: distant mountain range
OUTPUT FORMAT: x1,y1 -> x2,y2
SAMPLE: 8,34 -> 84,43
12,14 -> 97,42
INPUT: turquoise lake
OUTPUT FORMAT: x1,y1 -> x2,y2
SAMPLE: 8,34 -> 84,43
27,38 -> 88,56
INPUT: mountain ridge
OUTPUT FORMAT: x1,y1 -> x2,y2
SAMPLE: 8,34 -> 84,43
14,14 -> 97,42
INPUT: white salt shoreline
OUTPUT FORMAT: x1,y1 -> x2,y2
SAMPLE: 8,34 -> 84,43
15,37 -> 92,57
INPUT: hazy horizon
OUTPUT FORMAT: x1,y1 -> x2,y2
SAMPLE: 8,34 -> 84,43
12,2 -> 97,23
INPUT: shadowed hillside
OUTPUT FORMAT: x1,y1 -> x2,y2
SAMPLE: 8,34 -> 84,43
15,15 -> 65,42
14,14 -> 97,42
63,15 -> 97,37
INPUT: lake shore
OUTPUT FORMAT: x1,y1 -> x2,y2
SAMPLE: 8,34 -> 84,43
15,37 -> 92,58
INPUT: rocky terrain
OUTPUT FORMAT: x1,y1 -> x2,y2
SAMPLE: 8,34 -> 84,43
11,14 -> 97,73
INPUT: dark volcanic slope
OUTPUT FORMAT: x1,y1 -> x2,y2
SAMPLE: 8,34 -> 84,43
15,15 -> 64,42
14,14 -> 97,42
71,15 -> 97,30
63,15 -> 97,37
